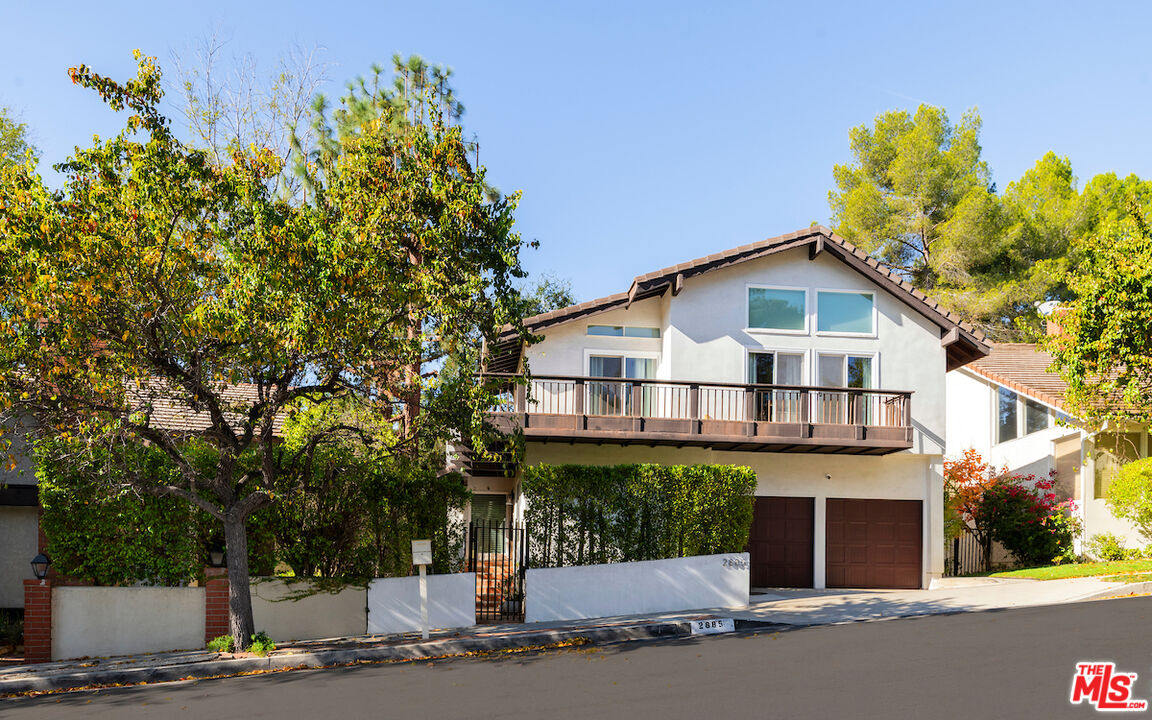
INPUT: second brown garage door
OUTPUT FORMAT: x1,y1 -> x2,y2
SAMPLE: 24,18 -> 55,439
826,499 -> 922,589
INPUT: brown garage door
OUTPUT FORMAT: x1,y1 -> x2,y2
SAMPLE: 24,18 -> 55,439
746,496 -> 814,588
826,499 -> 922,589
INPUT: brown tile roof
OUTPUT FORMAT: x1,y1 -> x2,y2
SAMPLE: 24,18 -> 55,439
963,343 -> 1071,412
489,226 -> 989,373
128,380 -> 288,437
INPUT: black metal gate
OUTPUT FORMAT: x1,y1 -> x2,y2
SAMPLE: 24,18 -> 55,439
945,533 -> 986,577
467,521 -> 527,623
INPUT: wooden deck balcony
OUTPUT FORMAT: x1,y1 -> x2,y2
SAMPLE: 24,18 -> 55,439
484,373 -> 914,455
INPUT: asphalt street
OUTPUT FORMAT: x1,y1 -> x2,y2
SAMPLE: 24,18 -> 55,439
4,595 -> 1150,719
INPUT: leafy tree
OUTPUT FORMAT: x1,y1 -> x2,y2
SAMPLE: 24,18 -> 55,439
1105,458 -> 1152,542
829,105 -> 993,289
295,54 -> 531,447
1045,208 -> 1152,425
0,52 -> 531,648
0,105 -> 35,167
518,274 -> 576,317
944,449 -> 1001,571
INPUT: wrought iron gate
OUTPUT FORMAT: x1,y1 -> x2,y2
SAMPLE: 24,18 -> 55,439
467,521 -> 527,623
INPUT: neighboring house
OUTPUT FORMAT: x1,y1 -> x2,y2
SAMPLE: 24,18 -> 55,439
0,414 -> 40,611
463,226 -> 989,590
0,383 -> 287,611
946,342 -> 1147,551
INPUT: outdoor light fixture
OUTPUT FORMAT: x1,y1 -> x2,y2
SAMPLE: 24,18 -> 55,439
30,553 -> 50,584
208,549 -> 225,567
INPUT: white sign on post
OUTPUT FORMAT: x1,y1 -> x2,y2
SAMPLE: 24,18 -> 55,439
411,539 -> 433,566
412,539 -> 432,640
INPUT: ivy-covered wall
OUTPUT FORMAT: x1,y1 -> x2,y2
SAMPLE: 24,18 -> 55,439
521,463 -> 756,568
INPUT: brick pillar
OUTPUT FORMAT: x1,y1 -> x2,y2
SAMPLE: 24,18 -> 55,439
204,567 -> 229,646
23,579 -> 51,664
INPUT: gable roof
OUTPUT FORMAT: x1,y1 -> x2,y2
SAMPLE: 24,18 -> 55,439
962,343 -> 1071,413
488,225 -> 989,373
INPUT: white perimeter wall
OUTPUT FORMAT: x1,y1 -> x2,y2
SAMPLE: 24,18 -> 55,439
53,586 -> 204,660
250,579 -> 367,641
526,553 -> 749,623
367,573 -> 476,635
525,443 -> 942,588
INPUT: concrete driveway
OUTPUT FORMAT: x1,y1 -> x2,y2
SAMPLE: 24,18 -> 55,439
730,576 -> 1141,626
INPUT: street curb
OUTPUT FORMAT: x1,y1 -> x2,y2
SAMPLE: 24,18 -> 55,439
1074,581 -> 1152,602
0,621 -> 691,696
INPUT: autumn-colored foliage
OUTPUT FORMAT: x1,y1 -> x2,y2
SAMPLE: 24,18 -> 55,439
945,449 -> 1080,571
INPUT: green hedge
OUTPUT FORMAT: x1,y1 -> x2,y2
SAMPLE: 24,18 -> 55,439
521,463 -> 755,567
36,438 -> 275,586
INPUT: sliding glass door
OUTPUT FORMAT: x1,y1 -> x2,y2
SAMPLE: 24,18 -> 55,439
816,353 -> 873,424
588,355 -> 656,416
748,351 -> 804,421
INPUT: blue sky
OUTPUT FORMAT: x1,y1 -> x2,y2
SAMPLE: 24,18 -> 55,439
2,1 -> 1150,303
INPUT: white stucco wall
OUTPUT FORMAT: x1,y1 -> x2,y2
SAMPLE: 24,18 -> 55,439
367,573 -> 476,635
0,506 -> 38,608
250,579 -> 367,641
525,443 -> 943,588
525,552 -> 749,623
52,586 -> 205,660
1082,434 -> 1148,550
946,369 -> 1081,479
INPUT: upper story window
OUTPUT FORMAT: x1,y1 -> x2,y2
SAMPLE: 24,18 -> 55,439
816,290 -> 875,335
996,387 -> 1052,444
747,286 -> 807,332
587,325 -> 661,338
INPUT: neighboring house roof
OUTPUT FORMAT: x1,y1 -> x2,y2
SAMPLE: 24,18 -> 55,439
963,343 -> 1071,413
488,225 -> 989,373
131,381 -> 288,437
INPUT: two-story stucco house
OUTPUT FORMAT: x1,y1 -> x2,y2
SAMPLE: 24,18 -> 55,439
947,341 -> 1147,551
464,226 -> 989,590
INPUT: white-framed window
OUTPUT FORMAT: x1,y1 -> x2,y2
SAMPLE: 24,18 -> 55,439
747,349 -> 806,422
995,387 -> 1053,444
746,285 -> 808,334
587,325 -> 661,338
815,289 -> 876,336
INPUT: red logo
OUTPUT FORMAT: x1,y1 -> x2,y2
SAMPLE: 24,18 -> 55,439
1071,662 -> 1149,712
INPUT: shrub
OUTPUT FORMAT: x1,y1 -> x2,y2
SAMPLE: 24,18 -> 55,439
249,631 -> 276,657
984,478 -> 1078,567
521,463 -> 756,567
207,634 -> 235,653
1106,457 -> 1152,542
1087,532 -> 1129,561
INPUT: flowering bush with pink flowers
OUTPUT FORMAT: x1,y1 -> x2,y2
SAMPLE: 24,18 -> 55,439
946,449 -> 1081,569
983,473 -> 1081,566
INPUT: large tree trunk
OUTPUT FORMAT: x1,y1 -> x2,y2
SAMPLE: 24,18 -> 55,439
223,509 -> 256,649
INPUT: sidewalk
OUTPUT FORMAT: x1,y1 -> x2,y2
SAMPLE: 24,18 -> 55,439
3,576 -> 1146,697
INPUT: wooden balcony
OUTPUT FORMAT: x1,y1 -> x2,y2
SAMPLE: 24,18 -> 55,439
484,374 -> 914,455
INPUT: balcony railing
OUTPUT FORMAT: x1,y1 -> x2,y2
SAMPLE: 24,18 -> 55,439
484,373 -> 914,454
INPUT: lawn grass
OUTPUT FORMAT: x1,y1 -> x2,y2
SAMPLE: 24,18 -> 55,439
1098,573 -> 1152,583
991,559 -> 1152,580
